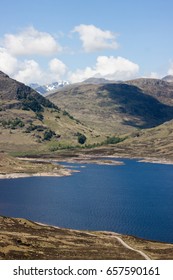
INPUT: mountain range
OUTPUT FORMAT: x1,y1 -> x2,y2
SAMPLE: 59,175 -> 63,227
1,70 -> 173,159
29,81 -> 70,94
1,70 -> 173,260
29,75 -> 173,95
48,79 -> 173,134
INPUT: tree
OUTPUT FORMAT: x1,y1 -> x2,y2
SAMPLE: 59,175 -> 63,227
77,133 -> 87,144
43,129 -> 55,141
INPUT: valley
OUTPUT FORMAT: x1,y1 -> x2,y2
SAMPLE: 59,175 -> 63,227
1,71 -> 173,259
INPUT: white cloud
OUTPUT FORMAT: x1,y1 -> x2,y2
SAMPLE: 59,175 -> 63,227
168,63 -> 173,75
12,58 -> 68,84
13,60 -> 44,84
3,26 -> 62,56
0,48 -> 18,75
49,58 -> 67,79
73,24 -> 118,52
69,56 -> 139,83
148,72 -> 161,79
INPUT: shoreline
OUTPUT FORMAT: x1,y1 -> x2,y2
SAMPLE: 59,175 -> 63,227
100,154 -> 173,164
137,158 -> 173,165
1,216 -> 173,260
0,169 -> 73,179
1,155 -> 173,179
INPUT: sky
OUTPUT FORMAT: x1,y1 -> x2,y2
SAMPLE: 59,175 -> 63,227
0,0 -> 173,85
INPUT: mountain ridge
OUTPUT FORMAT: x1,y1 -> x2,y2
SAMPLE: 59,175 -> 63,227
162,75 -> 173,83
48,80 -> 173,134
29,81 -> 70,94
0,71 -> 100,153
126,78 -> 173,105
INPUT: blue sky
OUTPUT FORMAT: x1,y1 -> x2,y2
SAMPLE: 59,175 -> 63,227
0,0 -> 173,84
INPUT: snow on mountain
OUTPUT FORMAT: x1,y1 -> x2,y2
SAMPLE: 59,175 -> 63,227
29,81 -> 70,94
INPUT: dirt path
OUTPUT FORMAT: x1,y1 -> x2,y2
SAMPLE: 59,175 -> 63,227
80,230 -> 151,260
113,235 -> 151,260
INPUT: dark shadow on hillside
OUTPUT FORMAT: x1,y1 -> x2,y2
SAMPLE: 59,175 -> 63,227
99,83 -> 173,128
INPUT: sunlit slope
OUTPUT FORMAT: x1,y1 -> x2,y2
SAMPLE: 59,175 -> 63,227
48,82 -> 173,135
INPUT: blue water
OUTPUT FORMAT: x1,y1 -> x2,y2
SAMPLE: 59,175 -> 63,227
0,158 -> 173,243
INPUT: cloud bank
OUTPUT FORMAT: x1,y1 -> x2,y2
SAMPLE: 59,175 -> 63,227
0,25 -> 147,85
0,27 -> 67,84
69,56 -> 139,83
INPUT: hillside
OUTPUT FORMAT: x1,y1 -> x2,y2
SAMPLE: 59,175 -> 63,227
1,216 -> 173,260
48,82 -> 173,135
114,119 -> 173,160
1,73 -> 173,261
0,71 -> 100,154
1,72 -> 173,159
81,119 -> 173,161
126,78 -> 173,106
162,75 -> 173,83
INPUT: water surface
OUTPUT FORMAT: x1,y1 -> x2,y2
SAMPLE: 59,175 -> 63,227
0,158 -> 173,243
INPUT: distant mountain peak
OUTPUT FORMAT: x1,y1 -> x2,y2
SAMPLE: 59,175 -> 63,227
29,81 -> 70,94
82,77 -> 116,84
162,75 -> 173,82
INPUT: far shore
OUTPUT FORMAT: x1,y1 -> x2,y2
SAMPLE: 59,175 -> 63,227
137,158 -> 173,165
102,154 -> 173,165
0,154 -> 173,179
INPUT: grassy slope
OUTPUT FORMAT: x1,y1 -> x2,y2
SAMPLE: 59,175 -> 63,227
0,104 -> 104,155
48,82 -> 173,136
126,78 -> 173,105
1,216 -> 173,260
0,72 -> 105,154
113,120 -> 173,160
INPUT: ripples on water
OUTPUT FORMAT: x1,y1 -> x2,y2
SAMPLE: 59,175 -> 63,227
0,158 -> 173,243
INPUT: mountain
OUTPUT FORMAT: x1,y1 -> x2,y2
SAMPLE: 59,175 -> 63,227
126,78 -> 173,105
113,119 -> 173,160
29,81 -> 70,94
82,77 -> 116,84
48,81 -> 173,135
0,71 -> 98,153
2,71 -> 173,158
0,71 -> 57,111
162,75 -> 173,83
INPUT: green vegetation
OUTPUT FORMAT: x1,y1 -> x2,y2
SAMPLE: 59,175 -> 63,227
0,118 -> 25,129
49,142 -> 79,151
24,124 -> 46,133
48,134 -> 126,152
2,71 -> 173,161
43,129 -> 56,141
104,136 -> 126,145
63,110 -> 74,120
77,133 -> 87,144
49,82 -> 173,136
36,112 -> 44,121
17,87 -> 58,113
22,98 -> 43,112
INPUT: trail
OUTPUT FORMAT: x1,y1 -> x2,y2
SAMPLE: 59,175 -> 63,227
35,222 -> 151,259
110,234 -> 151,260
